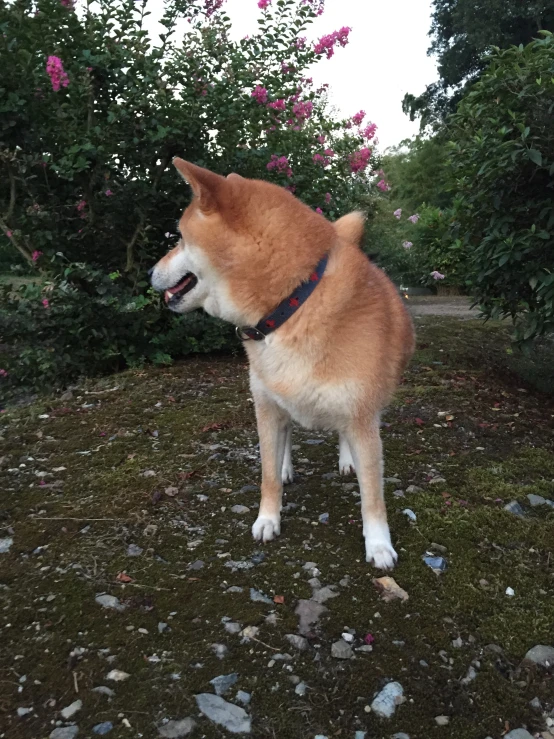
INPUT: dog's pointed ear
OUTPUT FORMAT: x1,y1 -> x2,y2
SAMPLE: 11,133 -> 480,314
173,158 -> 227,213
334,211 -> 365,244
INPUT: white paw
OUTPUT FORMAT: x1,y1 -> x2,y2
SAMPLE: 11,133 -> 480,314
281,463 -> 294,485
365,540 -> 398,570
339,460 -> 356,476
252,515 -> 281,543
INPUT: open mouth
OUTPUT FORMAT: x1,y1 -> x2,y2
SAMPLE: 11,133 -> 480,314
164,272 -> 198,304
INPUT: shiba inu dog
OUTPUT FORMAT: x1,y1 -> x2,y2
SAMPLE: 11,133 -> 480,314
150,159 -> 415,569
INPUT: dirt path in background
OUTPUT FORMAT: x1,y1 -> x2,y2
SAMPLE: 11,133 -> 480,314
406,295 -> 477,318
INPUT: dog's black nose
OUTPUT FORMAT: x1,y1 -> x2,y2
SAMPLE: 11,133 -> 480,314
147,267 -> 154,278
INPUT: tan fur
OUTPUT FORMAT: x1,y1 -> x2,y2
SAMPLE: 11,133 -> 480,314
150,158 -> 415,569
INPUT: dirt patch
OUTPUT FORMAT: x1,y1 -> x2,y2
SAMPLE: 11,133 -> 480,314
1,318 -> 553,739
406,296 -> 478,318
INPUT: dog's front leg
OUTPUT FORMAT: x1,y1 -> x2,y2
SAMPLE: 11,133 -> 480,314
251,393 -> 289,543
345,417 -> 397,570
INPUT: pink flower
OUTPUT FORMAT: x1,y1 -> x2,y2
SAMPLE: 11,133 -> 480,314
431,270 -> 445,280
205,0 -> 225,16
393,209 -> 402,219
402,241 -> 413,249
292,100 -> 313,120
251,85 -> 268,104
76,199 -> 87,212
325,192 -> 331,204
312,153 -> 329,167
267,155 -> 292,178
351,110 -> 365,126
46,55 -> 69,92
6,230 -> 12,238
362,122 -> 377,140
32,250 -> 43,262
105,189 -> 113,196
377,179 -> 390,192
316,134 -> 326,144
60,0 -> 75,8
295,37 -> 307,50
349,147 -> 371,173
315,207 -> 323,214
258,0 -> 271,8
0,369 -> 8,378
42,298 -> 50,308
364,633 -> 375,645
285,184 -> 296,193
302,0 -> 325,15
407,213 -> 420,224
268,99 -> 286,111
314,26 -> 351,59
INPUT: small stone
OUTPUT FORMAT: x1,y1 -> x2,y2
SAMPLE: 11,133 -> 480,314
295,682 -> 307,696
212,643 -> 228,659
17,707 -> 33,717
527,494 -> 546,507
106,669 -> 130,681
224,622 -> 242,635
239,485 -> 258,493
92,686 -> 115,698
402,508 -> 416,521
126,544 -> 143,556
250,587 -> 273,604
392,489 -> 405,497
226,586 -> 244,593
318,512 -> 329,524
210,673 -> 238,696
373,576 -> 409,602
429,476 -> 446,485
0,537 -> 13,553
392,734 -> 410,739
92,723 -> 114,736
240,626 -> 259,641
530,697 -> 542,710
285,634 -> 309,651
311,586 -> 339,604
95,594 -> 125,611
506,587 -> 515,597
331,640 -> 353,659
370,682 -> 404,718
504,731 -> 534,739
435,715 -> 449,726
158,622 -> 169,634
50,728 -> 79,739
384,477 -> 402,485
423,555 -> 447,573
355,645 -> 373,653
231,505 -> 250,514
235,691 -> 251,705
158,718 -> 196,737
504,500 -> 525,516
461,666 -> 477,685
61,700 -> 82,719
305,439 -> 325,445
406,485 -> 423,494
195,693 -> 251,734
188,560 -> 204,570
341,632 -> 354,643
524,645 -> 554,668
295,599 -> 327,635
452,637 -> 463,648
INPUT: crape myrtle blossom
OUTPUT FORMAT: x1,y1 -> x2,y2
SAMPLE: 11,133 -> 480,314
268,99 -> 286,111
32,250 -> 43,262
407,213 -> 420,224
393,209 -> 402,219
267,155 -> 292,178
349,147 -> 371,173
362,122 -> 377,140
314,26 -> 351,59
351,110 -> 365,126
377,179 -> 390,192
402,241 -> 413,249
251,85 -> 268,103
46,56 -> 69,92
431,270 -> 445,280
258,0 -> 271,9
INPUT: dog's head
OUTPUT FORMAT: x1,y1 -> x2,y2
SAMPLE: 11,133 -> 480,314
149,159 -> 337,326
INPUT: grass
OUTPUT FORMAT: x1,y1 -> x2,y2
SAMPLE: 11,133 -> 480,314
0,316 -> 553,739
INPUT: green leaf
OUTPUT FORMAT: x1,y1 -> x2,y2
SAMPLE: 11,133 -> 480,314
527,149 -> 542,165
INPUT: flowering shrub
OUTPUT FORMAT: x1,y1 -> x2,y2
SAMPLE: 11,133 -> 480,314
0,0 -> 387,391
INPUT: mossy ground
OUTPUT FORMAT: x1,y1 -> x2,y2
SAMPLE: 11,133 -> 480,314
1,317 -> 553,739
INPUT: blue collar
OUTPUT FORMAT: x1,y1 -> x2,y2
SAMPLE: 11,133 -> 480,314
236,254 -> 328,342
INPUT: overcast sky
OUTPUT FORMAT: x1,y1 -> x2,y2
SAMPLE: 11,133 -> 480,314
144,0 -> 438,150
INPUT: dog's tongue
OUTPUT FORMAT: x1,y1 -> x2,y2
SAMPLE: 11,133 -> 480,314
164,275 -> 192,303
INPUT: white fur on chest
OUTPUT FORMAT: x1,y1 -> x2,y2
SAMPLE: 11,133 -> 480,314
248,337 -> 359,430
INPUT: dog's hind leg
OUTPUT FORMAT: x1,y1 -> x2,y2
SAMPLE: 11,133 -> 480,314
338,433 -> 355,475
281,424 -> 294,484
345,416 -> 397,570
251,392 -> 289,543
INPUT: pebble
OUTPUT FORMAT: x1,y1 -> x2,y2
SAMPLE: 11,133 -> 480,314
158,622 -> 169,633
224,622 -> 242,635
0,537 -> 13,553
50,728 -> 79,739
61,699 -> 82,719
295,682 -> 307,696
210,673 -> 238,696
239,485 -> 258,493
341,632 -> 354,643
195,693 -> 251,734
305,439 -> 325,445
188,560 -> 204,570
126,543 -> 143,556
402,508 -> 416,521
226,586 -> 244,593
311,586 -> 339,604
452,637 -> 463,648
212,644 -> 228,659
250,588 -> 273,604
384,477 -> 402,485
406,485 -> 423,494
504,500 -> 525,516
95,594 -> 125,611
231,505 -> 250,514
524,644 -> 554,667
235,691 -> 251,705
92,723 -> 114,735
331,640 -> 353,660
92,686 -> 115,697
286,634 -> 309,651
428,476 -> 446,485
435,715 -> 449,726
504,731 -> 534,739
506,587 -> 515,597
240,626 -> 259,641
423,555 -> 448,573
370,681 -> 404,718
392,734 -> 410,739
17,707 -> 32,716
158,718 -> 196,737
106,669 -> 130,681
318,512 -> 329,524
527,494 -> 546,507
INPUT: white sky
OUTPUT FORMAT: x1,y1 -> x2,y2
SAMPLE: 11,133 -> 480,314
143,0 -> 438,150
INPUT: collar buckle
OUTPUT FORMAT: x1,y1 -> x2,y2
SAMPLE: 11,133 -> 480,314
235,326 -> 266,342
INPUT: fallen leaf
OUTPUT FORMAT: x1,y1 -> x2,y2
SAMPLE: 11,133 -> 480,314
201,422 -> 228,433
372,576 -> 409,603
273,595 -> 285,604
179,470 -> 198,481
116,572 -> 133,583
414,417 -> 425,426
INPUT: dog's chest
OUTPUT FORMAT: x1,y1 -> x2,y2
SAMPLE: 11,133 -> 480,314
248,340 -> 356,430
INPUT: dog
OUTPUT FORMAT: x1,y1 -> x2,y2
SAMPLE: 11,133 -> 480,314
150,159 -> 415,569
